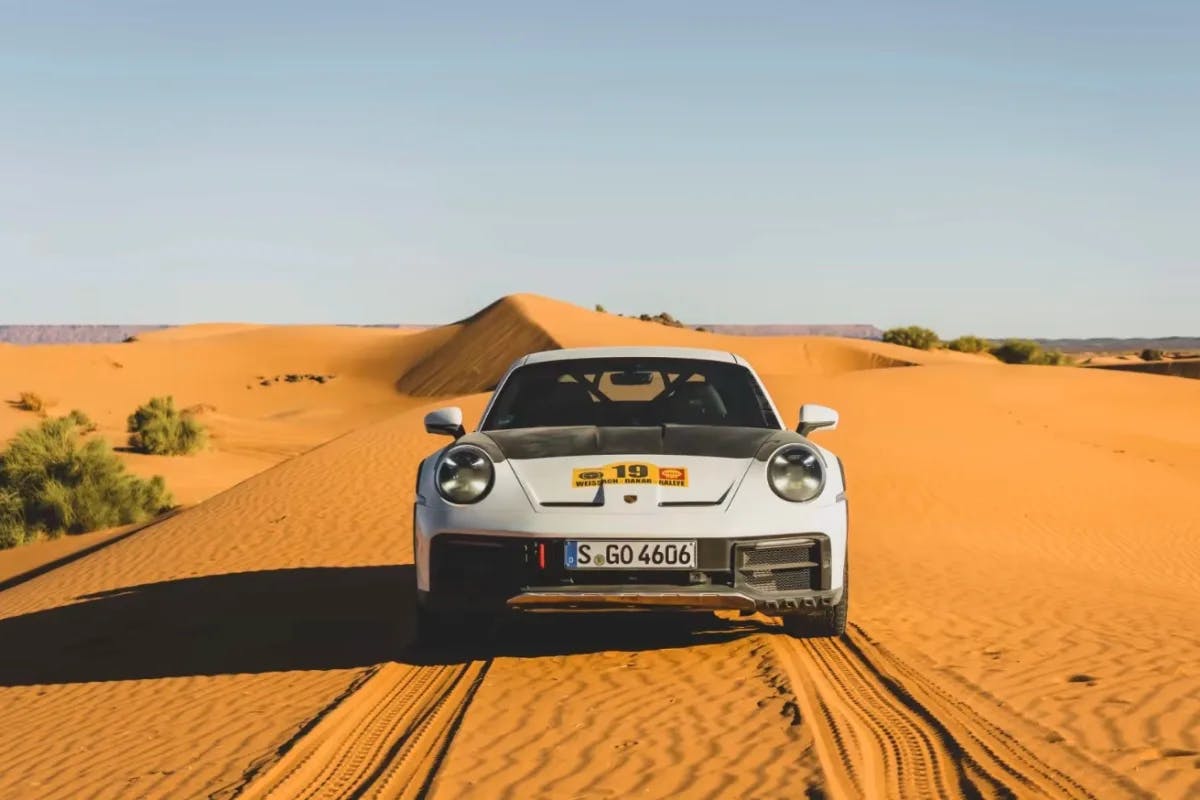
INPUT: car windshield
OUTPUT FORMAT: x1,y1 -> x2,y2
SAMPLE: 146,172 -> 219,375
482,357 -> 780,430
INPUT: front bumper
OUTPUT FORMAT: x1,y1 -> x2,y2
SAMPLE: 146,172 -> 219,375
420,533 -> 839,616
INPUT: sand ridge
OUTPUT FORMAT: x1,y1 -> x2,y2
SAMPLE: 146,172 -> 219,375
1,295 -> 1196,798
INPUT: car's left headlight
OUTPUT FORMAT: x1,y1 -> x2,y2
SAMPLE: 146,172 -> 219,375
767,444 -> 825,502
436,445 -> 495,504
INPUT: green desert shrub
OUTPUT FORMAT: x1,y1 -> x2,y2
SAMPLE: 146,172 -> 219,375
947,335 -> 990,353
16,392 -> 46,413
127,396 -> 208,455
0,488 -> 25,549
989,339 -> 1041,364
1140,348 -> 1164,361
65,408 -> 97,433
882,325 -> 941,350
1036,349 -> 1073,366
637,311 -> 687,328
990,339 -> 1072,366
0,415 -> 173,549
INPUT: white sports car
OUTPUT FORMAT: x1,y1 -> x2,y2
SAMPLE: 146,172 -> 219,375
413,346 -> 848,641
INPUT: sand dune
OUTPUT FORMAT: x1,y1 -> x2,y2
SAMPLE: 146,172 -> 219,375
1,295 -> 1197,799
0,323 -> 450,507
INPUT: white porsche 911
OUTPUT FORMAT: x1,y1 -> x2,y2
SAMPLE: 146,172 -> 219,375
413,346 -> 848,641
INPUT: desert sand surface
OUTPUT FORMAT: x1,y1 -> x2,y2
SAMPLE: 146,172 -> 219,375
1,294 -> 1197,799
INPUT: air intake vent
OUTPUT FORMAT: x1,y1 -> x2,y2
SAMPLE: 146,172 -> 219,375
742,568 -> 813,593
735,538 -> 821,594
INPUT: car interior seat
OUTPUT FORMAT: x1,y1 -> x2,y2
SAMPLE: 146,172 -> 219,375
664,381 -> 728,424
540,380 -> 597,426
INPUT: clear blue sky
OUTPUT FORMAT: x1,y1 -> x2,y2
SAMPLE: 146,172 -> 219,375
1,1 -> 1196,336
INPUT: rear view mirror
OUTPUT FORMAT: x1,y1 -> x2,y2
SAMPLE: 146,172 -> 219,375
798,404 -> 839,436
610,371 -> 655,385
424,406 -> 465,438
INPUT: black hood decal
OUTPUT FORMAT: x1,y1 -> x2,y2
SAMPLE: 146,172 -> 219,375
457,426 -> 811,461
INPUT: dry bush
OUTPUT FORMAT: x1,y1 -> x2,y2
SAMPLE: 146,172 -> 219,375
127,396 -> 209,456
15,392 -> 46,413
0,415 -> 172,549
947,335 -> 990,353
990,339 -> 1073,366
65,409 -> 98,433
882,326 -> 941,350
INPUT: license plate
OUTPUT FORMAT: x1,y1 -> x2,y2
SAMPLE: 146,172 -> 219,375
564,540 -> 697,569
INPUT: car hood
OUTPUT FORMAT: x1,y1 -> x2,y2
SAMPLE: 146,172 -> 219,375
458,425 -> 809,512
514,455 -> 753,509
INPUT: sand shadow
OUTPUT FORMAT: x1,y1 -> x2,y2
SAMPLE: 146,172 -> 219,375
0,566 -> 762,686
0,566 -> 411,686
406,612 -> 763,666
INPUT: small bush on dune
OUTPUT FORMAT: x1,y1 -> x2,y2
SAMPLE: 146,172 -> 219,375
637,311 -> 687,328
882,326 -> 941,350
989,339 -> 1041,364
1140,348 -> 1164,361
1036,349 -> 1073,366
990,339 -> 1072,366
66,408 -> 97,433
947,335 -> 990,353
127,396 -> 208,456
16,392 -> 46,413
0,415 -> 172,549
607,308 -> 700,329
0,488 -> 25,549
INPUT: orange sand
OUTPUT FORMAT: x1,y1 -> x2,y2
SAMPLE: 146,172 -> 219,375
1,295 -> 1196,799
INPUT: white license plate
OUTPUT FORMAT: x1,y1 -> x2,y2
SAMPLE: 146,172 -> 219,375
564,540 -> 697,569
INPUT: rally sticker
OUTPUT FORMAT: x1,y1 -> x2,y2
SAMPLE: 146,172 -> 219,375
571,462 -> 689,488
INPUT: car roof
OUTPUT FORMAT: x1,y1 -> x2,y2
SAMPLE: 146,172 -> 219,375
518,346 -> 745,366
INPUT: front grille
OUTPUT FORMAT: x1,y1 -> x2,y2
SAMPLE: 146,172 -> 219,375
734,538 -> 823,594
429,534 -> 829,604
741,567 -> 813,593
739,540 -> 818,569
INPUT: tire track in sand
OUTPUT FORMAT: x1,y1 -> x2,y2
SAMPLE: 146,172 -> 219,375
772,623 -> 1149,800
236,660 -> 489,800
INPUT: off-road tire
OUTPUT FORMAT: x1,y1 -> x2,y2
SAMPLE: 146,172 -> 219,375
782,561 -> 848,638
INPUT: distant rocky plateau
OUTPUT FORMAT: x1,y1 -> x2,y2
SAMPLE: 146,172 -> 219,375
0,325 -> 170,344
1,324 -> 1196,351
697,324 -> 884,338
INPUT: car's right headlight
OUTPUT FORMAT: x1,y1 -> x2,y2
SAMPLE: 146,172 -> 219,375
767,444 -> 825,502
436,445 -> 495,504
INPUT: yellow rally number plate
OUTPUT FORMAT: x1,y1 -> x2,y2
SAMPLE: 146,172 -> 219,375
571,462 -> 689,488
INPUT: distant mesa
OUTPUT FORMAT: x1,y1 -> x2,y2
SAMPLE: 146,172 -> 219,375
698,324 -> 884,338
3,321 -> 1196,356
1029,336 -> 1200,353
0,321 -> 884,345
0,325 -> 169,345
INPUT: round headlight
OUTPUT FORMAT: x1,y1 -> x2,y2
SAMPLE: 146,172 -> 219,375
768,445 -> 825,502
436,445 -> 494,504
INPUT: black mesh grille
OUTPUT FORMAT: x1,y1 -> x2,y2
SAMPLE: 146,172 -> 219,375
742,568 -> 813,593
740,542 -> 816,569
734,539 -> 822,594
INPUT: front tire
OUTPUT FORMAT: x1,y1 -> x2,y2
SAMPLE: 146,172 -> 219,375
782,562 -> 848,638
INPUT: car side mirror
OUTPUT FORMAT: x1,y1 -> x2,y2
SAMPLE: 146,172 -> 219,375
424,406 -> 465,438
798,404 -> 839,436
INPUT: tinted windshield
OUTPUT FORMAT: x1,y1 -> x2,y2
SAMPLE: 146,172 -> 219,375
482,357 -> 780,430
